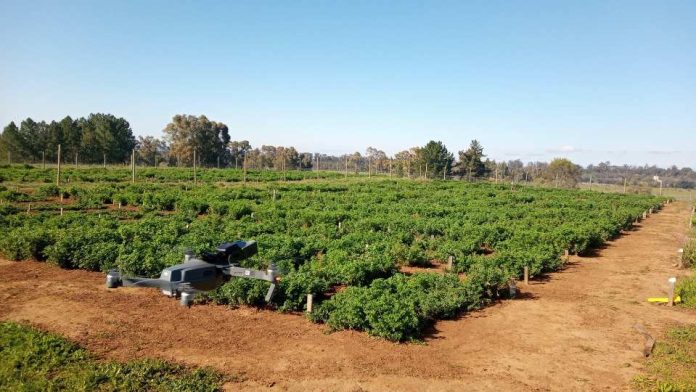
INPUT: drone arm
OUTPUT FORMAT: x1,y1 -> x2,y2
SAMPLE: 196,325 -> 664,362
222,266 -> 275,281
222,265 -> 280,302
106,270 -> 176,292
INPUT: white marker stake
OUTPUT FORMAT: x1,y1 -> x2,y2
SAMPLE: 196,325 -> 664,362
668,277 -> 676,307
306,294 -> 313,313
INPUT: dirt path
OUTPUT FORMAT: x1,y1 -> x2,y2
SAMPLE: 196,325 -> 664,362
1,202 -> 694,391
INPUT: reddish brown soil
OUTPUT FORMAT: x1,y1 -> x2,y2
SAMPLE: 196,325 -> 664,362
1,202 -> 694,391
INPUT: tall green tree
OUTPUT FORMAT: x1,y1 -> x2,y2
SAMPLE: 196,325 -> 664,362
164,115 -> 230,166
418,140 -> 454,177
228,140 -> 251,168
458,139 -> 486,180
366,147 -> 388,173
393,150 -> 415,177
46,120 -> 62,161
299,152 -> 313,169
77,114 -> 135,164
541,158 -> 582,188
1,122 -> 24,162
136,136 -> 169,166
61,116 -> 81,162
19,118 -> 47,161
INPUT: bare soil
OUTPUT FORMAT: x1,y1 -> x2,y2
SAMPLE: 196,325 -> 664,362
1,202 -> 694,391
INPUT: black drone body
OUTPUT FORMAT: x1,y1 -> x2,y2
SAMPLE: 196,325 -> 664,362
106,240 -> 279,306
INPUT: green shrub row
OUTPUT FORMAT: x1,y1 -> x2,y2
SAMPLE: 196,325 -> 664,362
309,273 -> 483,341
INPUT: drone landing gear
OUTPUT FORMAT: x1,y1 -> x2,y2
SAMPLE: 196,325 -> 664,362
180,292 -> 194,307
106,271 -> 122,288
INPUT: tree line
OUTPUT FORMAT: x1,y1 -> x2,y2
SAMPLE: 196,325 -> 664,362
0,114 -> 136,165
2,113 -> 693,189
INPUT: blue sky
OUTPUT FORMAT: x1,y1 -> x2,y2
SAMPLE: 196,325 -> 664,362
1,0 -> 694,167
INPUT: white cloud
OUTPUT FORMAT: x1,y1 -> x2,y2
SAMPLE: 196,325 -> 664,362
546,145 -> 579,153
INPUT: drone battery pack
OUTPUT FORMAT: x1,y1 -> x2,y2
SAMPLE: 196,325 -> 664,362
216,240 -> 258,261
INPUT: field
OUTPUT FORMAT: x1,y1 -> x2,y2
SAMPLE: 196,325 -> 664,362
0,166 -> 666,341
1,165 -> 695,390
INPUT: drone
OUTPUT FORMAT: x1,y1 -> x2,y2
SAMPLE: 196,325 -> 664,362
106,240 -> 279,307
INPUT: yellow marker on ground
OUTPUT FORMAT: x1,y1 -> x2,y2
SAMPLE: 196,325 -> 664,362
647,296 -> 682,304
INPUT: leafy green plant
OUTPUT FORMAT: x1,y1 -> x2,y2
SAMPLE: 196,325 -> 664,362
676,276 -> 696,308
0,226 -> 54,261
35,184 -> 61,198
681,238 -> 695,268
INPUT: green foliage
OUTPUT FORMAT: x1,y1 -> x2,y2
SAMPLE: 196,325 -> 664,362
36,184 -> 60,198
418,140 -> 455,176
45,224 -> 120,270
458,139 -> 486,179
0,321 -> 223,391
681,238 -> 696,268
0,226 -> 54,261
541,158 -> 582,188
208,278 -> 272,308
313,273 -> 481,341
275,265 -> 329,311
0,114 -> 136,165
677,276 -> 696,308
116,216 -> 188,276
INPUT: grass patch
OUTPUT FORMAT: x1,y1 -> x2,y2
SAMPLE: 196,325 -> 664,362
634,324 -> 696,391
677,276 -> 696,309
0,321 -> 223,391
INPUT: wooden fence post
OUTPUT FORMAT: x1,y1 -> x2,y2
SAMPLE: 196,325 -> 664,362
193,150 -> 197,185
447,255 -> 453,271
243,154 -> 247,184
524,266 -> 529,285
131,149 -> 135,183
56,144 -> 61,186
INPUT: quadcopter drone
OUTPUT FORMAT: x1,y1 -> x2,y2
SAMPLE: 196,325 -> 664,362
106,240 -> 279,307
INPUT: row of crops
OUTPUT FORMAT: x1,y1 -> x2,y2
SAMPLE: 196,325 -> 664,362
0,164 -> 344,184
0,168 -> 666,341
